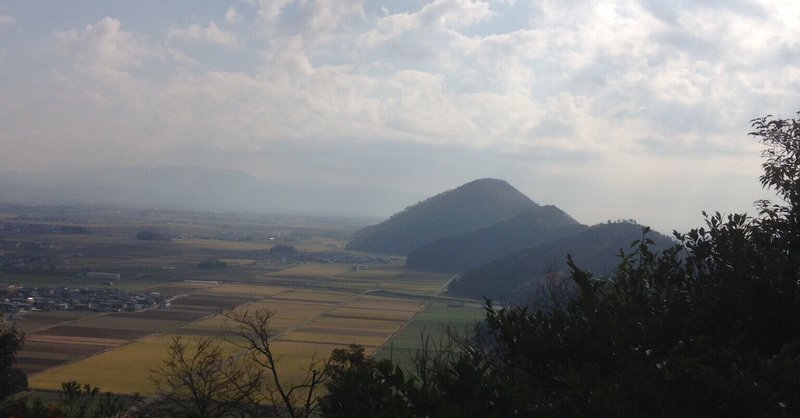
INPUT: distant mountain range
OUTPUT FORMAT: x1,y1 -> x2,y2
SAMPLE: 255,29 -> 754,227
0,166 -> 423,219
345,178 -> 539,255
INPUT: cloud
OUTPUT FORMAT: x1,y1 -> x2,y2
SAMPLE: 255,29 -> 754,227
225,6 -> 242,24
0,14 -> 14,29
54,17 -> 149,70
3,0 -> 800,232
168,21 -> 238,47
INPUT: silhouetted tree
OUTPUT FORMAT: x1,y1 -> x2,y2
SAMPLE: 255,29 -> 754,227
0,321 -> 25,402
223,308 -> 331,418
149,336 -> 263,418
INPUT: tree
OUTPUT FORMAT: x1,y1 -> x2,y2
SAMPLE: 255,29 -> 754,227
321,112 -> 800,417
268,244 -> 298,256
321,337 -> 516,418
60,380 -> 129,418
149,309 -> 330,418
149,336 -> 264,418
0,380 -> 131,418
223,308 -> 331,418
0,321 -> 25,402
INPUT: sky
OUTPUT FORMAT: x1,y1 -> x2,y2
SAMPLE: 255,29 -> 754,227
1,0 -> 799,233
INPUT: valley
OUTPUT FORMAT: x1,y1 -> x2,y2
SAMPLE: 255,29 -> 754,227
0,204 -> 481,396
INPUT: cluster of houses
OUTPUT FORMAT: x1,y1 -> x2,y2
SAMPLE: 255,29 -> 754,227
0,285 -> 170,318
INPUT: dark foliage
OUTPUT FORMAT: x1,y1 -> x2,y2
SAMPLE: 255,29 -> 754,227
406,206 -> 585,273
320,341 -> 516,418
0,380 -> 132,418
0,323 -> 25,402
323,113 -> 800,417
196,257 -> 227,269
449,221 -> 674,302
269,244 -> 298,255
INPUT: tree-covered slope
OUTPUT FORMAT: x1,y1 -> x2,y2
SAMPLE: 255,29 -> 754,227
345,178 -> 538,255
405,206 -> 586,272
448,221 -> 674,301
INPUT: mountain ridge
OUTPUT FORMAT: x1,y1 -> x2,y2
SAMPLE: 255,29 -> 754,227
345,178 -> 539,255
448,221 -> 676,302
0,166 -> 422,219
405,206 -> 587,272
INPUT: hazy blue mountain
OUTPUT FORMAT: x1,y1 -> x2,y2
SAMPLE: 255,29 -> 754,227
448,221 -> 675,302
406,206 -> 587,272
0,166 -> 421,219
345,178 -> 539,255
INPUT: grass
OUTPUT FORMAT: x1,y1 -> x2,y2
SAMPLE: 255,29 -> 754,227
374,301 -> 485,363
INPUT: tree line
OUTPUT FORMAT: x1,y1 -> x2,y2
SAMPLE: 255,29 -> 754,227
1,112 -> 799,416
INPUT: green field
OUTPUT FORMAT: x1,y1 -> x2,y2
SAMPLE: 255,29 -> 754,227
375,301 -> 485,365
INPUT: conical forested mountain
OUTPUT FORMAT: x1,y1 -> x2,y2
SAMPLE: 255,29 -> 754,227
406,206 -> 586,272
345,178 -> 538,255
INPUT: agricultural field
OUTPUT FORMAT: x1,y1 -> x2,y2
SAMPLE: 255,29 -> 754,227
1,205 -> 478,395
374,300 -> 485,365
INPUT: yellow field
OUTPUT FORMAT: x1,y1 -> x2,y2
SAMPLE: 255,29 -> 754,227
289,238 -> 347,252
201,284 -> 290,297
176,239 -> 270,251
28,335 -> 179,394
29,335 -> 359,395
347,296 -> 425,312
312,316 -> 405,331
184,300 -> 333,334
270,264 -> 352,278
25,335 -> 126,348
280,331 -> 387,348
271,289 -> 356,303
334,269 -> 403,279
374,281 -> 446,294
328,307 -> 419,322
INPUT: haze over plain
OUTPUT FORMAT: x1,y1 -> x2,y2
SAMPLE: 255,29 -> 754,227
1,1 -> 799,232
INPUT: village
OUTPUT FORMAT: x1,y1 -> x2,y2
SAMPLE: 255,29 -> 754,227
0,285 -> 170,317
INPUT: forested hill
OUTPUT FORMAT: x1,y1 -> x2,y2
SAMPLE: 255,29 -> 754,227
405,206 -> 586,272
448,221 -> 675,302
345,178 -> 538,255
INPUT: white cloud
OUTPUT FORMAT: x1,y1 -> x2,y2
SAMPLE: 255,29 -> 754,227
0,14 -> 14,29
257,0 -> 295,24
168,21 -> 238,47
54,17 -> 150,70
3,0 -> 800,231
225,6 -> 242,24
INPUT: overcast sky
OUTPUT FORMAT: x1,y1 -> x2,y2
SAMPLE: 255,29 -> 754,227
1,0 -> 798,232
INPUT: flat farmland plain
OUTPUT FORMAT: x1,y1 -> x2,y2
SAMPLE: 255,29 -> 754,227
26,277 -> 435,394
3,207 -> 474,396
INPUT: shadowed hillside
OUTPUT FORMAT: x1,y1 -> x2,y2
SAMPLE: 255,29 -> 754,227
448,221 -> 675,301
406,206 -> 586,272
345,178 -> 538,255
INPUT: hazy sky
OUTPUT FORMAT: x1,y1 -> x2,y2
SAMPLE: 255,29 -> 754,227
1,1 -> 798,233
